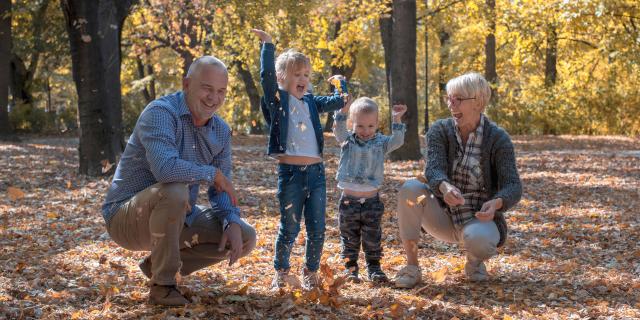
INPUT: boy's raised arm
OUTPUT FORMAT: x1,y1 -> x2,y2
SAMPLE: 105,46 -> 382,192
251,29 -> 278,102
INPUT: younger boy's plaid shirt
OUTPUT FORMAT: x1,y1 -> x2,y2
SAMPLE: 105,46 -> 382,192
447,114 -> 489,225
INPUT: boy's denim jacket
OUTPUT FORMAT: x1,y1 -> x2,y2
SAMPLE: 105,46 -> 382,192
333,111 -> 406,188
259,43 -> 344,156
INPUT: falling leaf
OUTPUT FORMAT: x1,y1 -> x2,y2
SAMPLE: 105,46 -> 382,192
7,186 -> 25,201
81,34 -> 92,43
46,212 -> 59,219
101,159 -> 113,173
416,194 -> 426,204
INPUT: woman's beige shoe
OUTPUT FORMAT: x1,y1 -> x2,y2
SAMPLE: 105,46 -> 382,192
394,265 -> 422,288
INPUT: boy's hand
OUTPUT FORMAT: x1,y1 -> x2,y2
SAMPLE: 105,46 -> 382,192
339,94 -> 353,114
392,104 -> 407,123
327,75 -> 346,82
251,29 -> 272,43
327,75 -> 349,104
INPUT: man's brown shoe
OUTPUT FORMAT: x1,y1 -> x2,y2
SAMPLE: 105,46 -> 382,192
148,284 -> 189,306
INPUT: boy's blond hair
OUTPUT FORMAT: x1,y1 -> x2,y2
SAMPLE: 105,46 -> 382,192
275,49 -> 311,85
349,97 -> 379,118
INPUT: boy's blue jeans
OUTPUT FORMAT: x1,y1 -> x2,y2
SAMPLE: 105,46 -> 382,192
274,163 -> 326,272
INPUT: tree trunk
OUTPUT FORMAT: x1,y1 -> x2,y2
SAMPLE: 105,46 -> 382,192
8,0 -> 50,115
136,57 -> 155,104
324,20 -> 357,132
423,0 -> 429,134
379,10 -> 393,112
9,54 -> 33,107
484,0 -> 498,103
234,60 -> 264,134
544,23 -> 557,87
437,29 -> 450,110
0,0 -> 10,135
389,0 -> 421,161
61,0 -> 135,176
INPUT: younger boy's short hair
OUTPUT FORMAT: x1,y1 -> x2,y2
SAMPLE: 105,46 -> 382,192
349,97 -> 379,118
275,49 -> 311,84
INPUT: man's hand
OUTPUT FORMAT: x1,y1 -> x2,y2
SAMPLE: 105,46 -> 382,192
439,181 -> 465,207
475,198 -> 503,221
218,223 -> 243,266
392,104 -> 407,123
250,29 -> 272,43
213,170 -> 238,206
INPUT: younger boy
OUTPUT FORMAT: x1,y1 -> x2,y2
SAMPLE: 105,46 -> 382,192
333,97 -> 406,282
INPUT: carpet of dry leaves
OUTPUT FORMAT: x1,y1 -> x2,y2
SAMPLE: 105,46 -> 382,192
1,134 -> 639,319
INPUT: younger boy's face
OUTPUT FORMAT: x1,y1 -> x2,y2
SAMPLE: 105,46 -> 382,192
352,112 -> 378,141
285,65 -> 310,99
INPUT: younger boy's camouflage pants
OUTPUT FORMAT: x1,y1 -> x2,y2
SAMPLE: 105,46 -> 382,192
338,194 -> 385,262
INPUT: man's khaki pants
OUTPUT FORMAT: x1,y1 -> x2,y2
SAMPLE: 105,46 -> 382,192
106,183 -> 257,285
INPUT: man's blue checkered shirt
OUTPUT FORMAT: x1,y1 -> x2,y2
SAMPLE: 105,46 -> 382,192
102,91 -> 241,227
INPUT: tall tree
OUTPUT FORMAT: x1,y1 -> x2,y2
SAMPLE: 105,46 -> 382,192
61,0 -> 136,175
484,0 -> 497,103
544,23 -> 558,87
423,0 -> 429,134
0,0 -> 10,135
387,0 -> 421,161
9,0 -> 51,112
323,20 -> 357,132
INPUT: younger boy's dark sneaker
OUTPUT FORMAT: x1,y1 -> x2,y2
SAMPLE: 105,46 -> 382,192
344,265 -> 361,283
367,260 -> 389,283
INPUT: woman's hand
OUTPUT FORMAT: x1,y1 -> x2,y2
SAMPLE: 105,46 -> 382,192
250,29 -> 272,43
475,198 -> 503,221
439,181 -> 465,207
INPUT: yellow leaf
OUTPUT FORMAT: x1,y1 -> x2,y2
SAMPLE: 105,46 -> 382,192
7,186 -> 25,201
71,311 -> 84,320
431,267 -> 447,283
416,194 -> 426,204
389,303 -> 403,317
66,181 -> 72,189
47,212 -> 59,219
235,284 -> 249,295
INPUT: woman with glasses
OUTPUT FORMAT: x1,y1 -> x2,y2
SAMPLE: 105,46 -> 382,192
394,73 -> 522,288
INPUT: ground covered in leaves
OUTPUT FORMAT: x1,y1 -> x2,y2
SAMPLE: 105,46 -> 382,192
1,134 -> 639,319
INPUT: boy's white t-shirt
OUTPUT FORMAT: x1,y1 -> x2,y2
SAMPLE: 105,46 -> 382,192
282,96 -> 321,159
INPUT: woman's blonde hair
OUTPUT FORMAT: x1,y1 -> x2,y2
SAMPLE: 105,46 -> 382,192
275,49 -> 311,85
446,72 -> 492,110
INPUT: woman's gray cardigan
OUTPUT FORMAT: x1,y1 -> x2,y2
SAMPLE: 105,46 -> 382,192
424,117 -> 522,247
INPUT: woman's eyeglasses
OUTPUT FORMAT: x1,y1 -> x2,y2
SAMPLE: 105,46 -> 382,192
443,95 -> 476,106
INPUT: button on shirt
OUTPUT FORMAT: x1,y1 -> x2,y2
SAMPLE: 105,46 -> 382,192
102,91 -> 242,227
